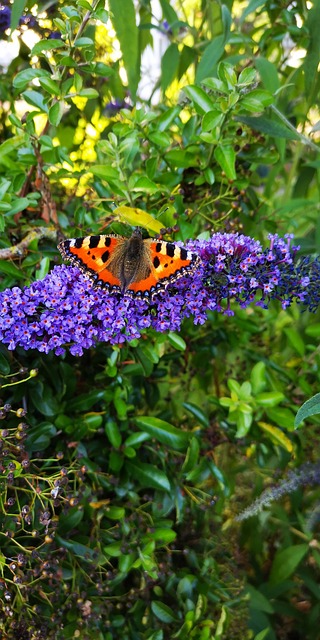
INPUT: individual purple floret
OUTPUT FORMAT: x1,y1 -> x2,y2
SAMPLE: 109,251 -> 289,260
0,233 -> 318,356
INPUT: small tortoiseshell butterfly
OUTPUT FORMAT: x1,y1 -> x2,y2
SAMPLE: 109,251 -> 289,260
58,228 -> 201,299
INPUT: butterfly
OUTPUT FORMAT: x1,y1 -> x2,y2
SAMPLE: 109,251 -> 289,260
58,228 -> 201,299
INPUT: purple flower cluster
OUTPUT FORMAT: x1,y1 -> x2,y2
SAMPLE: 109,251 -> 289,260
0,233 -> 318,356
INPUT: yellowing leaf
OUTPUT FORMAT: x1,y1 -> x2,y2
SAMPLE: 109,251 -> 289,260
257,421 -> 294,453
113,206 -> 163,234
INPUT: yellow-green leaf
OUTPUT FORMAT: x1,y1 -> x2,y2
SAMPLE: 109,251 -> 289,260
257,422 -> 294,452
113,206 -> 162,234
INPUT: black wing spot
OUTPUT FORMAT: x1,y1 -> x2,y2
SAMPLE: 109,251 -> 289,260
75,238 -> 84,249
155,242 -> 162,253
89,235 -> 100,249
180,248 -> 188,260
105,237 -> 112,247
166,243 -> 175,258
101,250 -> 110,263
153,256 -> 160,268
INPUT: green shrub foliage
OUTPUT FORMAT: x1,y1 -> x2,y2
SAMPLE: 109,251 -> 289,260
0,1 -> 320,639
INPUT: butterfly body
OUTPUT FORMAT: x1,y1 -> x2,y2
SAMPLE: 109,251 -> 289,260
58,228 -> 200,299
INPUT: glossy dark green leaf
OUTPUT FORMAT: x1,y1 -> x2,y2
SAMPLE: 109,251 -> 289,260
105,419 -> 122,448
151,600 -> 178,623
167,332 -> 186,351
126,461 -> 171,491
135,416 -> 190,450
31,39 -> 66,55
67,390 -> 105,412
214,145 -> 236,180
31,383 -> 60,416
183,402 -> 209,427
49,101 -> 65,126
58,508 -> 84,533
183,85 -> 215,114
0,260 -> 25,279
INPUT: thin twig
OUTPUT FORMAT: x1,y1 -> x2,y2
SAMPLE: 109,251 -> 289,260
0,227 -> 57,260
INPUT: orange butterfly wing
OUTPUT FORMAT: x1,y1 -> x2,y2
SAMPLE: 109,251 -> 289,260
58,235 -> 123,289
126,240 -> 200,296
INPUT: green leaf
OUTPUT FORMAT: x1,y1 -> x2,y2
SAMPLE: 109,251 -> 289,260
269,544 -> 309,584
58,508 -> 84,533
105,419 -> 122,448
135,416 -> 190,450
284,327 -> 305,356
49,101 -> 65,126
105,506 -> 125,520
109,0 -> 140,99
39,77 -> 61,96
303,1 -> 320,98
305,323 -> 320,337
181,437 -> 200,473
255,392 -> 285,407
13,68 -> 52,91
10,0 -> 27,31
22,90 -> 49,113
196,35 -> 226,83
267,407 -> 295,430
131,177 -> 159,194
183,402 -> 209,427
90,165 -> 119,180
126,461 -> 171,491
151,601 -> 178,623
246,585 -> 274,613
236,115 -> 300,141
159,0 -> 179,24
35,257 -> 50,280
161,43 -> 180,92
31,383 -> 60,416
167,332 -> 186,351
0,260 -> 25,279
77,88 -> 99,98
239,0 -> 266,23
74,37 -> 95,47
143,528 -> 176,544
214,145 -> 236,180
250,362 -> 266,394
0,352 -> 10,375
183,85 -> 215,114
67,390 -> 105,412
254,57 -> 280,94
6,197 -> 31,216
31,39 -> 66,55
157,106 -> 181,132
295,393 -> 320,428
202,110 -> 223,132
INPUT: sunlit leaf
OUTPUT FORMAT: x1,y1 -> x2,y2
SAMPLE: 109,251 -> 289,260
135,416 -> 190,450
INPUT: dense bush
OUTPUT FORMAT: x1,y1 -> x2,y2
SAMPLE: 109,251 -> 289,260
0,1 -> 320,639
